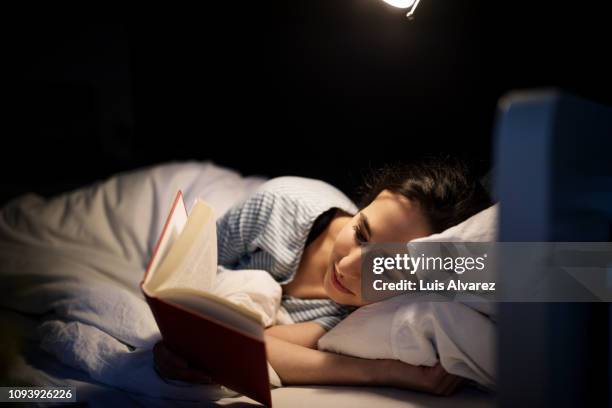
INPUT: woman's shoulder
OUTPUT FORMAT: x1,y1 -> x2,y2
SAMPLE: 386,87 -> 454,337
254,176 -> 356,208
257,176 -> 338,190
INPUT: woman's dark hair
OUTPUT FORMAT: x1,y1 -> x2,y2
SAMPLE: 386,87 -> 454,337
357,156 -> 493,233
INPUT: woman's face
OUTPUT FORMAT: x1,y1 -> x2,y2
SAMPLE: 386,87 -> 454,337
323,189 -> 434,306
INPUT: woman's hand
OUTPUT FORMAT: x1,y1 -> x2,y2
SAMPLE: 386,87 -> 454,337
264,333 -> 465,396
153,340 -> 215,384
382,360 -> 466,396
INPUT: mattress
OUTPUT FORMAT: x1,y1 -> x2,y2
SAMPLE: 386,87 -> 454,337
221,385 -> 494,408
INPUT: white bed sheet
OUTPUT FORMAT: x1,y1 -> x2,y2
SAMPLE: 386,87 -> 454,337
224,387 -> 494,408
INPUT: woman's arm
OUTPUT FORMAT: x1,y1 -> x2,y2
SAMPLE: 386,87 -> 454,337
154,336 -> 465,395
264,322 -> 326,349
262,322 -> 463,394
263,333 -> 464,395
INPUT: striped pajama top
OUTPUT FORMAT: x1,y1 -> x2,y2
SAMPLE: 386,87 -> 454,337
216,176 -> 359,330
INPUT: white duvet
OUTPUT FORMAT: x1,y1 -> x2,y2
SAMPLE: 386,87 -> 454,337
0,161 -> 495,404
0,161 -> 278,401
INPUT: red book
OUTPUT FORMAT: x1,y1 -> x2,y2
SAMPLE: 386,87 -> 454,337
140,191 -> 272,407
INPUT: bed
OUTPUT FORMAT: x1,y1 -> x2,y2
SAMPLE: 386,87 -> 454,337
0,159 -> 496,407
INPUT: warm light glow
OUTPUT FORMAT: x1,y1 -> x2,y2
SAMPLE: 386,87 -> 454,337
381,0 -> 416,8
381,0 -> 421,18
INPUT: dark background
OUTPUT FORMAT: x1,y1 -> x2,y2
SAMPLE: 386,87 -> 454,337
3,0 -> 612,204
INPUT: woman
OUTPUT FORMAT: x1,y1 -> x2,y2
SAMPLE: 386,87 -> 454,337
154,156 -> 492,396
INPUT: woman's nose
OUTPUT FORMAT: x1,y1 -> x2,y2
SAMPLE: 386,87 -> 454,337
338,247 -> 362,279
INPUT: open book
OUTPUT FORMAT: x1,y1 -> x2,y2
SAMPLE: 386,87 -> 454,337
140,191 -> 272,407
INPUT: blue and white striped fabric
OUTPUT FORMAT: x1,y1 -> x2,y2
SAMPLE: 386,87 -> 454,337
216,176 -> 359,330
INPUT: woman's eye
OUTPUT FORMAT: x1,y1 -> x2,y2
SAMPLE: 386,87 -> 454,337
353,224 -> 368,245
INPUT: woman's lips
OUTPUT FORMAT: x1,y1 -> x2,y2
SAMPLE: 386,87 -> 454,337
332,263 -> 354,295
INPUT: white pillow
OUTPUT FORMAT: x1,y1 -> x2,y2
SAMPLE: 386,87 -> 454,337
318,204 -> 499,389
318,294 -> 496,389
409,203 -> 499,317
410,203 -> 498,243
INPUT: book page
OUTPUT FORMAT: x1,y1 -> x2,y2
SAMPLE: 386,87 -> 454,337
147,199 -> 217,294
143,191 -> 188,289
156,287 -> 263,338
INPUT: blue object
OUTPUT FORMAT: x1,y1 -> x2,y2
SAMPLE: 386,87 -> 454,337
494,89 -> 612,407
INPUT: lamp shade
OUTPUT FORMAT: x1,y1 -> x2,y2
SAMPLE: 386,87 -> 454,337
380,0 -> 416,8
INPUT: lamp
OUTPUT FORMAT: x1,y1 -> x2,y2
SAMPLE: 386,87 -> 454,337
381,0 -> 421,19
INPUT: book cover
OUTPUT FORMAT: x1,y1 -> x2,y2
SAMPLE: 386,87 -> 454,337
140,191 -> 272,407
